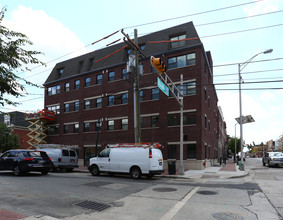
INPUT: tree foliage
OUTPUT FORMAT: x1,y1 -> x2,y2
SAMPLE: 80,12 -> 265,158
226,135 -> 241,155
0,122 -> 20,152
0,7 -> 45,107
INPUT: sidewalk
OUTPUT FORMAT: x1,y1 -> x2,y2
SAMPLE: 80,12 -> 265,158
74,160 -> 248,179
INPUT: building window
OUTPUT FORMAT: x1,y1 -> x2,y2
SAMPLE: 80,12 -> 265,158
74,123 -> 79,133
74,101 -> 79,111
75,80 -> 80,90
108,95 -> 115,106
108,71 -> 115,82
47,125 -> 59,135
168,53 -> 196,69
78,61 -> 84,73
183,112 -> 197,125
168,114 -> 179,126
64,124 -> 69,134
64,103 -> 70,113
48,85 -> 60,96
47,105 -> 60,114
139,90 -> 143,102
183,81 -> 196,95
167,145 -> 177,159
122,93 -> 128,104
88,58 -> 94,70
84,100 -> 90,110
85,77 -> 91,87
58,68 -> 64,78
96,98 -> 102,108
108,120 -> 114,130
187,143 -> 196,159
204,88 -> 207,101
122,119 -> 128,130
84,122 -> 90,132
151,116 -> 159,127
122,68 -> 128,79
96,74 -> 102,84
65,82 -> 70,92
140,44 -> 145,51
205,115 -> 207,129
151,88 -> 159,100
168,112 -> 196,126
170,34 -> 186,48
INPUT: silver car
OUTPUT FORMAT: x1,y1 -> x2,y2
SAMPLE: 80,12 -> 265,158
262,152 -> 283,167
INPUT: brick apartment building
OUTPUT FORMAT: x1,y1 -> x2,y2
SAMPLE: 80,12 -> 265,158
44,22 -> 226,169
0,111 -> 30,149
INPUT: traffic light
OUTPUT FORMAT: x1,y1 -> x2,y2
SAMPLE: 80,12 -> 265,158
150,56 -> 166,74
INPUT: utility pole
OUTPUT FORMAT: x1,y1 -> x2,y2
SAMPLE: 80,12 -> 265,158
122,29 -> 142,143
134,29 -> 141,143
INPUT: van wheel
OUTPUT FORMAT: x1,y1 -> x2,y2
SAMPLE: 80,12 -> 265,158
130,167 -> 141,180
66,168 -> 73,172
90,165 -> 100,176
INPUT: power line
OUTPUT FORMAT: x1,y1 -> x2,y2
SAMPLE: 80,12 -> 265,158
122,0 -> 264,29
195,10 -> 283,27
214,58 -> 283,67
201,23 -> 283,38
214,68 -> 283,77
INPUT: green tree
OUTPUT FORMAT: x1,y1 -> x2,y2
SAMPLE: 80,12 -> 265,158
0,7 -> 45,107
226,135 -> 241,155
0,122 -> 20,152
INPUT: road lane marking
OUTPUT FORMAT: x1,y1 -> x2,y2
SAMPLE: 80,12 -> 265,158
160,187 -> 200,220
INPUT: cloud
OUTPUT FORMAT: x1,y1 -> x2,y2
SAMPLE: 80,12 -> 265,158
244,0 -> 279,16
2,5 -> 87,111
3,6 -> 86,79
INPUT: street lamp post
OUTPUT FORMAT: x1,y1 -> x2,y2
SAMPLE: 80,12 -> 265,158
95,119 -> 102,157
238,49 -> 273,170
234,123 -> 237,163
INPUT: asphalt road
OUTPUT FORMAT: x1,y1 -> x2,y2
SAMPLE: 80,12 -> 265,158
0,158 -> 282,220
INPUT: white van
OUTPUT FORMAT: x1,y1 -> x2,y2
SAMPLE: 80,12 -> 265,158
88,143 -> 164,179
39,148 -> 79,172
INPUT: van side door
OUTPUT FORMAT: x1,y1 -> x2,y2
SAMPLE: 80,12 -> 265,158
97,148 -> 110,171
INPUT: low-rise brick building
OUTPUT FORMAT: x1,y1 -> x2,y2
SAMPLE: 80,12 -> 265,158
44,22 -> 226,169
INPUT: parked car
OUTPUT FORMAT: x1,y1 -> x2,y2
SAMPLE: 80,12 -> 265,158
38,148 -> 79,172
88,143 -> 164,179
0,150 -> 52,176
262,152 -> 283,167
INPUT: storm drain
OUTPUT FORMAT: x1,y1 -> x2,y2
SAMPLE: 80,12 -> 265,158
153,187 -> 177,192
213,212 -> 244,220
197,190 -> 217,195
74,200 -> 110,211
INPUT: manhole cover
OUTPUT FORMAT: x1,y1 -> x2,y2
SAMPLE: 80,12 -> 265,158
197,190 -> 217,195
213,212 -> 244,220
74,200 -> 110,211
153,187 -> 177,192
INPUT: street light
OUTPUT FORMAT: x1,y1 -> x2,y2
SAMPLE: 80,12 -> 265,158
238,49 -> 273,170
95,119 -> 102,157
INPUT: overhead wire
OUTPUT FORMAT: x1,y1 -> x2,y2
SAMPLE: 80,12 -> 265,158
122,0 -> 264,29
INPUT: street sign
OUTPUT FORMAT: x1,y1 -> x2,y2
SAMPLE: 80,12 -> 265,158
157,78 -> 169,96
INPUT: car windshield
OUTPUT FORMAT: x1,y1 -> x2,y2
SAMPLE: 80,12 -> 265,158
272,153 -> 283,157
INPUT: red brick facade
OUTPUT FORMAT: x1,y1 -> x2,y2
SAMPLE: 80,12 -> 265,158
44,22 -> 225,169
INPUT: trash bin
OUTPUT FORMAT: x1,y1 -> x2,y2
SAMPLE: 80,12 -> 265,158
167,159 -> 176,175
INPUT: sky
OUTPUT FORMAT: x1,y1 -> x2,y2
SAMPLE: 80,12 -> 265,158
0,0 -> 282,146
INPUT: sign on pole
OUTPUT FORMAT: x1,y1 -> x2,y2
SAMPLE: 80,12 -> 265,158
157,78 -> 169,96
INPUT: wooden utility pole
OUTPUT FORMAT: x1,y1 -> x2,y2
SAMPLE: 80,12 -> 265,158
133,29 -> 141,143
